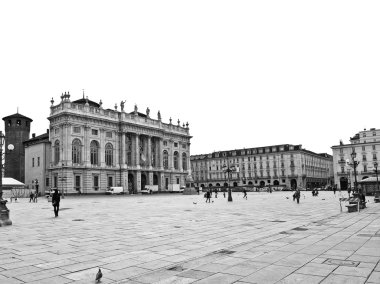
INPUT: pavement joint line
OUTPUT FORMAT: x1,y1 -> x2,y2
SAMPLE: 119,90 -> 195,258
113,212 -> 365,283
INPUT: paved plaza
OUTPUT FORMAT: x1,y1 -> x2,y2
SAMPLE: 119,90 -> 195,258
0,191 -> 379,284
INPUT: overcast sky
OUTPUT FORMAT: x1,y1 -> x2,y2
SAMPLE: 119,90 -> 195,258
1,1 -> 379,155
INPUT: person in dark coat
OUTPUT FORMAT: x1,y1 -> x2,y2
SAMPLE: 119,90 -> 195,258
295,190 -> 300,204
205,190 -> 211,203
243,188 -> 247,200
52,189 -> 61,217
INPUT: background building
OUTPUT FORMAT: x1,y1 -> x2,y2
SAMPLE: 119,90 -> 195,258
191,144 -> 333,190
331,128 -> 380,190
2,112 -> 33,183
24,131 -> 51,195
47,92 -> 192,194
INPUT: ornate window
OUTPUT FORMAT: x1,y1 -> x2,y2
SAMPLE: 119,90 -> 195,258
174,151 -> 179,170
105,143 -> 113,166
90,140 -> 99,165
54,140 -> 60,165
163,150 -> 169,169
72,139 -> 82,164
182,153 -> 187,170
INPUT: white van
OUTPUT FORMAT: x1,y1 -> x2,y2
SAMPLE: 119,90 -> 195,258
141,185 -> 158,194
105,187 -> 124,195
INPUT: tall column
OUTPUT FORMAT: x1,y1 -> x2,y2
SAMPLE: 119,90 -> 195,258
135,134 -> 140,168
147,136 -> 152,169
114,130 -> 120,167
60,124 -> 64,164
84,125 -> 90,167
169,139 -> 174,170
121,132 -> 126,166
99,129 -> 105,167
178,143 -> 183,172
159,138 -> 163,170
64,123 -> 72,166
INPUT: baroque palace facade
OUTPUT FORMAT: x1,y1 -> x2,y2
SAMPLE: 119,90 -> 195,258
48,92 -> 192,194
331,128 -> 380,190
191,144 -> 333,189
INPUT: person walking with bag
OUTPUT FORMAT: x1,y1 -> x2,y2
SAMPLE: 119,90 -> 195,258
52,189 -> 61,217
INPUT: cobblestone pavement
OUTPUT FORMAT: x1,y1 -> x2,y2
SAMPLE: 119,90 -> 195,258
0,191 -> 379,284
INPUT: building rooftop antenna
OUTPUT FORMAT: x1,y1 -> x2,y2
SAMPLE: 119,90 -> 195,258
82,89 -> 85,99
17,106 -> 19,114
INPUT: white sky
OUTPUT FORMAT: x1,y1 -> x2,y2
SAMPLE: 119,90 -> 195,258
1,1 -> 379,155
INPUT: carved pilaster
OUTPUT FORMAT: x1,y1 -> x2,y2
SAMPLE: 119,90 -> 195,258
121,132 -> 126,166
147,136 -> 152,169
135,134 -> 140,168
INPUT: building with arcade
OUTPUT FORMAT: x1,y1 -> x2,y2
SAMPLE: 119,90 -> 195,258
191,144 -> 333,190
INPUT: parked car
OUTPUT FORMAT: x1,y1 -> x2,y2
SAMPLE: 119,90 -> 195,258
141,185 -> 158,194
105,187 -> 124,195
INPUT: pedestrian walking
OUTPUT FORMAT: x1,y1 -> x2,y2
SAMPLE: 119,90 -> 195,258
223,188 -> 226,198
34,182 -> 39,202
52,189 -> 61,217
214,188 -> 218,198
333,186 -> 336,195
243,188 -> 247,199
295,190 -> 300,204
29,189 -> 34,202
347,187 -> 351,198
205,190 -> 211,203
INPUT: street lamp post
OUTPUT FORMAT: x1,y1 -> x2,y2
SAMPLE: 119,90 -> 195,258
0,131 -> 14,226
223,161 -> 237,202
350,151 -> 360,194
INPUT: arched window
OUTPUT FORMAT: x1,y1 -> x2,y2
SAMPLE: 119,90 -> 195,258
163,150 -> 169,169
182,153 -> 187,170
90,140 -> 99,165
54,140 -> 60,165
105,143 -> 113,166
174,151 -> 179,170
72,139 -> 82,164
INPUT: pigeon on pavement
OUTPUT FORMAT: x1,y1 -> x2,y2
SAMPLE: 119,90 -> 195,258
95,268 -> 102,282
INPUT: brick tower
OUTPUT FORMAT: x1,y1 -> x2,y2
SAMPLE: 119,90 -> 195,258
2,113 -> 32,183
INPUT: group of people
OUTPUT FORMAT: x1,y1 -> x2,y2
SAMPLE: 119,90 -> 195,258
204,188 -> 248,202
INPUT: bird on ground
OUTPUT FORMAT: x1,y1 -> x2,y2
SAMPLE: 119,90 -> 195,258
193,202 -> 197,204
95,268 -> 102,283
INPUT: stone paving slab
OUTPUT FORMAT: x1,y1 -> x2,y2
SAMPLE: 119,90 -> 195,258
0,191 -> 379,283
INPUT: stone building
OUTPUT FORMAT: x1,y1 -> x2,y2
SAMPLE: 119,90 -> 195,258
48,92 -> 192,194
191,144 -> 333,190
2,112 -> 33,183
331,128 -> 380,190
24,131 -> 51,195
